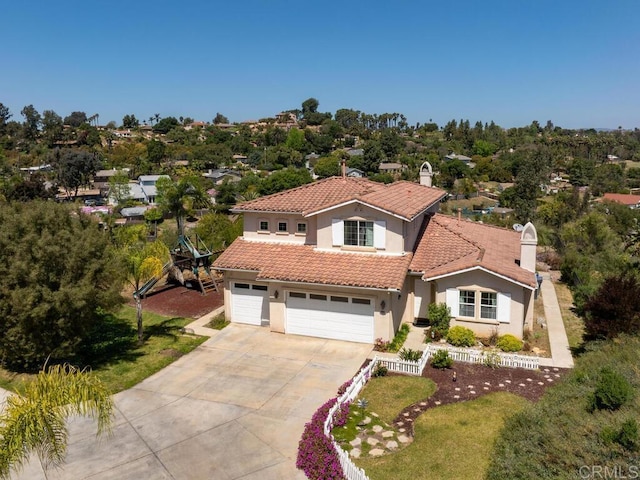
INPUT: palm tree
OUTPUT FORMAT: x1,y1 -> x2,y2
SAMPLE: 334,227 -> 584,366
156,176 -> 212,237
0,364 -> 113,478
124,240 -> 170,343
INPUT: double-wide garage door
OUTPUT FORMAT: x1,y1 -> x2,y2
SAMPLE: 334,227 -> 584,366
231,283 -> 269,326
286,292 -> 374,343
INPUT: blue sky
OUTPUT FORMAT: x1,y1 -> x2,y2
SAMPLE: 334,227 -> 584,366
2,0 -> 639,129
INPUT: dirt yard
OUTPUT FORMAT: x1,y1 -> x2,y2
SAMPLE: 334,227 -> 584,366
128,281 -> 224,319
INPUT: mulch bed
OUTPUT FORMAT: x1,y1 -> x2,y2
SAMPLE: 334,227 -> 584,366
127,281 -> 224,319
392,363 -> 568,436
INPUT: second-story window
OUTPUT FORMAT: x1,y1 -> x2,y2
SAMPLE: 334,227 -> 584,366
259,220 -> 269,231
278,221 -> 288,233
296,222 -> 307,234
344,220 -> 374,247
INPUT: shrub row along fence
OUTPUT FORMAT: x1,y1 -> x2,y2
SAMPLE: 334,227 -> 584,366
316,344 -> 539,480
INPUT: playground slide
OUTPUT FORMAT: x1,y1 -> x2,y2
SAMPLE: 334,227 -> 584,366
133,261 -> 173,299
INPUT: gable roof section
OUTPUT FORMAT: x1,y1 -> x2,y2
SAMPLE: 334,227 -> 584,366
233,177 -> 446,221
410,214 -> 536,289
213,239 -> 411,290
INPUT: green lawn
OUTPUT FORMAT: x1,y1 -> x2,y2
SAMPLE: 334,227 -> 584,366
356,392 -> 529,480
362,375 -> 436,424
0,306 -> 207,394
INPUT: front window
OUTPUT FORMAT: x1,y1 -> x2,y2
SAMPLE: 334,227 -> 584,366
481,292 -> 497,320
344,220 -> 374,247
259,220 -> 269,231
296,222 -> 307,234
278,221 -> 288,232
459,290 -> 475,317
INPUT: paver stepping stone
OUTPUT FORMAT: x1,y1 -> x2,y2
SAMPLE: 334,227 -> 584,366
382,431 -> 394,438
483,386 -> 489,390
397,421 -> 404,426
434,401 -> 441,406
371,412 -> 379,417
518,383 -> 526,387
484,382 -> 491,385
544,375 -> 550,378
499,383 -> 505,387
372,425 -> 383,433
370,448 -> 385,457
386,440 -> 398,449
398,435 -> 411,443
413,408 -> 421,412
350,448 -> 361,458
526,378 -> 532,382
505,380 -> 511,383
470,390 -> 476,394
544,368 -> 550,372
419,402 -> 427,406
367,437 -> 379,446
453,395 -> 460,399
403,412 -> 409,417
362,416 -> 372,424
398,428 -> 405,432
455,387 -> 460,391
538,382 -> 544,385
553,368 -> 559,371
547,378 -> 553,382
468,385 -> 474,389
350,437 -> 362,447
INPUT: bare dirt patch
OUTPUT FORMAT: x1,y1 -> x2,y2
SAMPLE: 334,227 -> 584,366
128,281 -> 224,319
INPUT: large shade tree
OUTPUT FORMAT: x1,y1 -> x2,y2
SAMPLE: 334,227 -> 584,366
0,202 -> 123,371
0,364 -> 113,478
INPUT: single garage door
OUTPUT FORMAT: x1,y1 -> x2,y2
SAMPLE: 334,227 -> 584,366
286,292 -> 374,343
231,282 -> 269,326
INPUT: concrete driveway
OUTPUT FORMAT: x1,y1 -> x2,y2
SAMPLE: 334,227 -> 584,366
15,324 -> 372,480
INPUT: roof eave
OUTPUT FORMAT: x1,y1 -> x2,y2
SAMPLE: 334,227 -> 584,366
422,266 -> 537,290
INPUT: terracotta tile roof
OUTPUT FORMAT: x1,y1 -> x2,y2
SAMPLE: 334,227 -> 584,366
410,214 -> 537,288
213,239 -> 411,290
601,193 -> 640,206
233,177 -> 446,221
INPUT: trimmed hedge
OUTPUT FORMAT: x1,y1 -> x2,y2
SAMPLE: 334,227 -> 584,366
446,326 -> 476,347
496,334 -> 523,352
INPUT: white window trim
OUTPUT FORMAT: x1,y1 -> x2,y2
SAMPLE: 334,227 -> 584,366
332,218 -> 344,246
445,288 -> 511,324
296,221 -> 307,235
258,219 -> 270,233
276,219 -> 288,235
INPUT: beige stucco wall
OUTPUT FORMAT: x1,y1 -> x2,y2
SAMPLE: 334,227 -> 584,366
429,269 -> 534,340
242,212 -> 317,245
315,203 -> 406,253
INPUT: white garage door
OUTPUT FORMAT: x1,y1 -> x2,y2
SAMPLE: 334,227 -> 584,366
286,292 -> 374,343
231,283 -> 269,326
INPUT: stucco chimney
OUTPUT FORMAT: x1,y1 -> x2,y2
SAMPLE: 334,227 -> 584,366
341,159 -> 346,179
520,222 -> 538,272
419,161 -> 433,187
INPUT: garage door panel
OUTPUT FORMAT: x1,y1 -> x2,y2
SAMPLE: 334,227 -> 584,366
286,294 -> 373,343
231,283 -> 269,326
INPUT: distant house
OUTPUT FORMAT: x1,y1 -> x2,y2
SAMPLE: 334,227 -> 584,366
138,175 -> 170,204
94,169 -> 129,193
346,167 -> 365,178
202,169 -> 242,185
119,206 -> 150,223
346,149 -> 364,157
601,193 -> 640,209
184,121 -> 207,131
379,162 -> 407,175
445,153 -> 474,168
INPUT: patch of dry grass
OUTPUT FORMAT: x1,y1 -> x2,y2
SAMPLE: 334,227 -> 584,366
554,281 -> 584,349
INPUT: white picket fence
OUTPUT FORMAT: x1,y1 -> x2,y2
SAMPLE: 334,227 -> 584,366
423,344 -> 540,370
318,344 -> 539,480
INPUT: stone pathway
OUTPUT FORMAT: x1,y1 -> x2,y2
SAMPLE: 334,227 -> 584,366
344,413 -> 411,459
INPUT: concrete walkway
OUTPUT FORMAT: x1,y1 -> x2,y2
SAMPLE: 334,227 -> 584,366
538,273 -> 574,368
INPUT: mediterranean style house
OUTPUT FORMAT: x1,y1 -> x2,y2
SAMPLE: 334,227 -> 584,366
213,169 -> 538,344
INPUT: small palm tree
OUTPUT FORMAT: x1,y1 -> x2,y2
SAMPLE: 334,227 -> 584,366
124,240 -> 170,343
0,364 -> 113,478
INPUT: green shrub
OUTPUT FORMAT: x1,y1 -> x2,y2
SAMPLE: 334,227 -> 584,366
483,350 -> 501,369
388,323 -> 411,352
446,326 -> 476,347
496,334 -> 523,352
430,349 -> 453,369
398,347 -> 422,362
372,364 -> 388,377
601,418 -> 638,450
590,367 -> 634,412
427,303 -> 451,338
